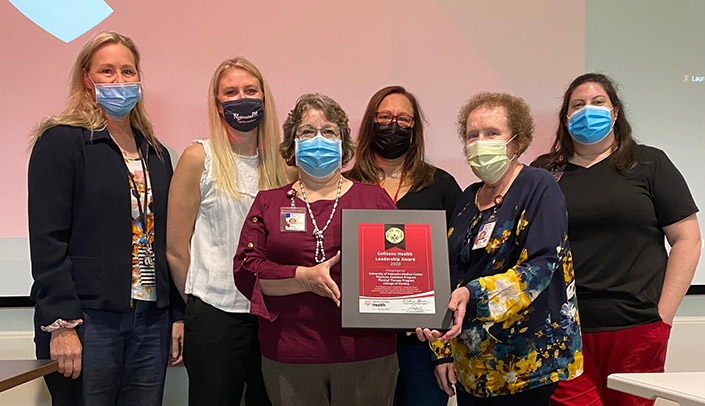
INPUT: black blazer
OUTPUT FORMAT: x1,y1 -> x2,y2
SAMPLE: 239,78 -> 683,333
28,125 -> 180,326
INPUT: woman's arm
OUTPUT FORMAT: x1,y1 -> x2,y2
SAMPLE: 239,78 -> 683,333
258,253 -> 341,306
234,191 -> 342,320
235,184 -> 395,318
466,175 -> 569,323
166,144 -> 205,302
28,128 -> 83,378
659,214 -> 701,325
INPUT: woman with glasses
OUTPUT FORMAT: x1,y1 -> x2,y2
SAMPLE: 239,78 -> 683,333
167,57 -> 289,405
233,93 -> 398,406
28,31 -> 180,405
416,92 -> 582,406
347,85 -> 461,406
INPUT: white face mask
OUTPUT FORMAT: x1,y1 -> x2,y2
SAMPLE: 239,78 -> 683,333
465,135 -> 516,185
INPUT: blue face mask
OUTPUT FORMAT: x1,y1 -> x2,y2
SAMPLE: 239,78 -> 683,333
567,105 -> 614,145
93,81 -> 142,119
295,135 -> 342,179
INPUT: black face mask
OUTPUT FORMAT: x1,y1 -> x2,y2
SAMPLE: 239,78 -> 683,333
371,123 -> 413,160
220,98 -> 264,132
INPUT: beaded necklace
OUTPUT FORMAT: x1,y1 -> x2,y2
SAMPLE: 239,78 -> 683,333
299,174 -> 343,263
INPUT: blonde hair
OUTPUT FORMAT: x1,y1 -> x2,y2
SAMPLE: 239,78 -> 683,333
207,57 -> 288,197
32,31 -> 157,148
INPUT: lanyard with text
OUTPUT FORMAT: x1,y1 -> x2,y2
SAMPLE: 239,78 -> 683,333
126,141 -> 156,286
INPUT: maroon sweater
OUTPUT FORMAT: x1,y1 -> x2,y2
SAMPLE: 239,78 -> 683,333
234,181 -> 397,364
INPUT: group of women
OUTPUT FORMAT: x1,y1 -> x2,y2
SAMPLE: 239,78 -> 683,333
27,31 -> 699,406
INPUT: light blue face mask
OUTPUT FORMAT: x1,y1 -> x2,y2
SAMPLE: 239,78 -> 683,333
295,135 -> 342,179
93,81 -> 142,119
567,105 -> 614,145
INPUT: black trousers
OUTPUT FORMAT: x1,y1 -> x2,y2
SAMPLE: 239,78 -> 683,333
457,382 -> 558,406
183,295 -> 270,406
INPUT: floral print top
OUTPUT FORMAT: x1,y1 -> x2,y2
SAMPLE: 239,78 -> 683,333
125,157 -> 156,301
431,166 -> 582,397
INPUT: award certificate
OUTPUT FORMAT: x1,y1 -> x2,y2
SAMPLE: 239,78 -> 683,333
341,209 -> 452,330
358,223 -> 435,314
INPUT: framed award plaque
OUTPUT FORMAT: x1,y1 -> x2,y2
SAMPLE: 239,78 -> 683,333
340,209 -> 452,330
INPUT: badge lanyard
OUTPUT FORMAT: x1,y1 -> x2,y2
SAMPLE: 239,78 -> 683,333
125,142 -> 156,286
470,189 -> 502,250
280,188 -> 307,232
127,145 -> 150,244
471,207 -> 497,250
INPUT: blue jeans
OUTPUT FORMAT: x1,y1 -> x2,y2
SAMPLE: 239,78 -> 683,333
393,343 -> 448,406
36,300 -> 170,406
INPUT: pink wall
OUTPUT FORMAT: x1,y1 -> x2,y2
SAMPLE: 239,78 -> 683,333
0,0 -> 584,237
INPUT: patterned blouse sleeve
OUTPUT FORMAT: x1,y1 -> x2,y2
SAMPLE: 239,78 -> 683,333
466,174 -> 569,323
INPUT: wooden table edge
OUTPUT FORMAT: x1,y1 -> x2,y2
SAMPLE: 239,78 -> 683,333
0,360 -> 58,393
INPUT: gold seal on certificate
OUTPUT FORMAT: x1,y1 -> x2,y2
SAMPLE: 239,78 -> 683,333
341,210 -> 453,330
385,227 -> 404,244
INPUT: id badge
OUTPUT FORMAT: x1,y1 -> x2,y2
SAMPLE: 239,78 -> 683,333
280,207 -> 307,232
472,220 -> 496,250
137,243 -> 155,268
137,243 -> 156,286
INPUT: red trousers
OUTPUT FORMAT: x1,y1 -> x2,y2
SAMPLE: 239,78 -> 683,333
551,321 -> 671,406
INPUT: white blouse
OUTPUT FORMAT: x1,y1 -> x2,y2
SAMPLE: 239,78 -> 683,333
185,139 -> 259,313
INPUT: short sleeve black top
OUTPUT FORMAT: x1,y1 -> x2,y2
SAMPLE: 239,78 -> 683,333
394,166 -> 461,345
556,145 -> 698,332
396,167 -> 462,227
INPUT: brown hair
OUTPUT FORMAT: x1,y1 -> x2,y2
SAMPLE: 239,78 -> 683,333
347,86 -> 435,191
280,93 -> 354,167
457,92 -> 534,156
534,73 -> 637,173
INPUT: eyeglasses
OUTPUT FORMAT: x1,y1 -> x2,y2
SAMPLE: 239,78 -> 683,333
295,125 -> 341,140
374,111 -> 414,129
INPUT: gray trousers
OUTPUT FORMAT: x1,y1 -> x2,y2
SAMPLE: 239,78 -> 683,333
261,353 -> 399,406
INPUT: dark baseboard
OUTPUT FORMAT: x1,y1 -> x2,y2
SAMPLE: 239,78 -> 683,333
0,288 -> 704,308
0,297 -> 34,308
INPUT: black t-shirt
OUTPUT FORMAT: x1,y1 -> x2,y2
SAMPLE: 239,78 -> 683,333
555,145 -> 698,332
396,167 -> 462,227
395,166 -> 462,344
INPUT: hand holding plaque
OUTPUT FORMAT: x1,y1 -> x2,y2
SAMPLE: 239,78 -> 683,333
415,286 -> 469,342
